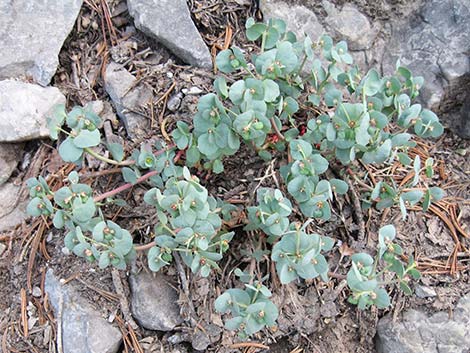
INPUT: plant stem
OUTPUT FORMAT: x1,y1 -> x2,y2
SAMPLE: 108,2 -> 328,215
93,169 -> 159,202
134,241 -> 156,251
84,147 -> 135,166
270,117 -> 285,141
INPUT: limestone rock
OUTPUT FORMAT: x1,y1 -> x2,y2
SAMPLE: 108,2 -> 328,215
376,293 -> 470,353
322,1 -> 379,51
0,183 -> 26,232
0,80 -> 66,142
45,269 -> 122,353
104,62 -> 153,139
129,271 -> 183,331
127,0 -> 212,68
382,0 -> 470,137
0,143 -> 23,185
0,0 -> 83,86
260,0 -> 324,41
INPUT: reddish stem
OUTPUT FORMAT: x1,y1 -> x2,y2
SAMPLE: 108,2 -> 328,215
93,170 -> 158,202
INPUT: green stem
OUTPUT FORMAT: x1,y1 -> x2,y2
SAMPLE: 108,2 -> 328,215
260,31 -> 267,53
84,147 -> 134,166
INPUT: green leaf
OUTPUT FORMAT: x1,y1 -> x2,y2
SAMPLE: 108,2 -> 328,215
399,281 -> 413,295
108,142 -> 124,162
26,197 -> 43,217
122,167 -> 138,185
73,129 -> 101,148
59,137 -> 83,163
263,79 -> 280,102
213,159 -> 224,174
72,198 -> 96,223
214,76 -> 228,99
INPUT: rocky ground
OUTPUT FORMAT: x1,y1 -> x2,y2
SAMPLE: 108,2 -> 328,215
0,0 -> 469,352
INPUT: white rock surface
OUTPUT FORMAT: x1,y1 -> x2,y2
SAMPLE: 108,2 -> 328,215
0,0 -> 83,86
0,80 -> 65,142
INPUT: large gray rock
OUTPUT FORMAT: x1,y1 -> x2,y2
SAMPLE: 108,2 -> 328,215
104,62 -> 152,140
323,1 -> 379,51
376,293 -> 470,353
127,0 -> 212,68
45,269 -> 122,353
0,183 -> 26,232
260,0 -> 324,40
0,143 -> 22,185
0,0 -> 83,86
129,271 -> 183,331
0,80 -> 66,142
383,0 -> 470,137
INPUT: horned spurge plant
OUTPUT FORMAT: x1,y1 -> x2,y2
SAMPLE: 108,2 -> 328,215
215,270 -> 278,338
26,17 -> 447,340
347,225 -> 420,309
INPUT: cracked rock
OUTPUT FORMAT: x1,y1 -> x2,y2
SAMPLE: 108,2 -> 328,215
376,293 -> 470,353
323,1 -> 379,51
0,0 -> 83,86
0,80 -> 66,142
127,0 -> 212,68
382,0 -> 470,137
45,270 -> 122,353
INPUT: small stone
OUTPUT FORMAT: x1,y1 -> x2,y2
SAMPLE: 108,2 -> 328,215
32,286 -> 42,298
186,86 -> 203,95
415,285 -> 437,298
45,269 -> 122,353
127,0 -> 212,68
104,62 -> 153,139
129,271 -> 183,331
167,93 -> 183,112
0,80 -> 66,142
0,143 -> 23,185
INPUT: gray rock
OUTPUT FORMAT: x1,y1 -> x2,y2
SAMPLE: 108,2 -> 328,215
323,1 -> 379,50
129,271 -> 183,331
376,293 -> 470,353
0,80 -> 66,142
104,62 -> 153,139
167,93 -> 183,112
0,183 -> 26,232
191,323 -> 221,351
45,269 -> 122,353
127,0 -> 212,68
0,143 -> 23,185
415,285 -> 437,299
260,0 -> 324,41
459,92 -> 470,139
0,0 -> 83,86
382,0 -> 470,136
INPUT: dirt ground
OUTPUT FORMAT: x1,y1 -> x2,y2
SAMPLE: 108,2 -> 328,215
0,1 -> 469,352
